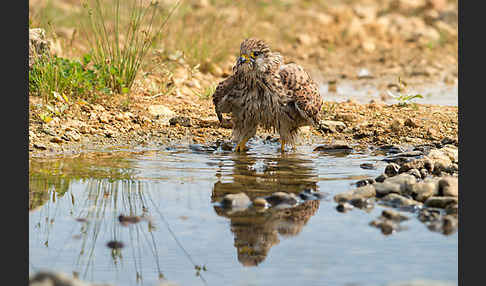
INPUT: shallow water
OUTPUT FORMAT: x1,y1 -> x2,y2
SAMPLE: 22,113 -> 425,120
320,81 -> 458,106
29,141 -> 457,286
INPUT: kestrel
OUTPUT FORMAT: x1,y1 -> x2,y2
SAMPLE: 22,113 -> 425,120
213,38 -> 323,152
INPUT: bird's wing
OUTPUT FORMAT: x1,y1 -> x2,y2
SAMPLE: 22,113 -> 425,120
212,75 -> 241,123
279,63 -> 323,126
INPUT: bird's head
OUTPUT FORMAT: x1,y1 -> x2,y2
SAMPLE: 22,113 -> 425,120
235,38 -> 282,75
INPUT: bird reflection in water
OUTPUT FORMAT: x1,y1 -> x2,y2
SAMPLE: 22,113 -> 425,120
212,153 -> 322,266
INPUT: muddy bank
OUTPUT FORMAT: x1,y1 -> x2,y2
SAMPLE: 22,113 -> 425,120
29,92 -> 457,158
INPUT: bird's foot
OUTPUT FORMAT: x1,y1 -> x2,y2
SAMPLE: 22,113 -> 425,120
235,139 -> 248,152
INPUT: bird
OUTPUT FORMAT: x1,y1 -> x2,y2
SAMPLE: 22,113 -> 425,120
212,38 -> 323,152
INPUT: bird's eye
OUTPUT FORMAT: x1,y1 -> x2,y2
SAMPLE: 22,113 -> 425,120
252,51 -> 262,58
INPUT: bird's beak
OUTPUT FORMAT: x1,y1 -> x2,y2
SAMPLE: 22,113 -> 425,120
237,54 -> 253,66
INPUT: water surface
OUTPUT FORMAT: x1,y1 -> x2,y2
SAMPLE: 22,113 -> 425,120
29,142 -> 457,286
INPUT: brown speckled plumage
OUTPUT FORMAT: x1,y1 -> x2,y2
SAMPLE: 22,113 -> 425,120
213,38 -> 323,151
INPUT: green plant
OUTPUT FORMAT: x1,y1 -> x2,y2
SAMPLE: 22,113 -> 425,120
195,84 -> 217,100
29,53 -> 109,102
387,77 -> 424,107
82,0 -> 179,94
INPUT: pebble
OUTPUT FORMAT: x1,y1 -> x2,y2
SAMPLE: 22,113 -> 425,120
349,197 -> 372,209
381,193 -> 423,208
374,173 -> 416,196
33,143 -> 47,150
336,202 -> 353,213
252,198 -> 268,208
106,240 -> 124,249
220,193 -> 251,209
334,185 -> 376,203
410,178 -> 439,202
384,163 -> 400,177
360,163 -> 376,170
50,136 -> 64,143
424,196 -> 458,209
407,168 -> 422,179
405,118 -> 420,128
313,143 -> 353,154
381,209 -> 409,222
375,174 -> 387,182
266,192 -> 298,206
118,215 -> 141,226
318,120 -> 347,133
438,176 -> 458,197
356,178 -> 375,187
169,116 -> 192,127
442,215 -> 458,235
418,209 -> 442,223
369,219 -> 396,235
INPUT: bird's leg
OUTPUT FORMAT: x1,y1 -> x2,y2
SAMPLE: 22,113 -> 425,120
235,138 -> 249,152
280,139 -> 286,153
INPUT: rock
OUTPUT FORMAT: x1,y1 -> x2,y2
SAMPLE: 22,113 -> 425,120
360,163 -> 376,170
369,219 -> 397,235
313,143 -> 353,154
147,105 -> 175,118
252,198 -> 268,208
406,168 -> 422,179
382,209 -> 409,222
169,116 -> 192,127
385,163 -> 400,177
445,204 -> 458,215
424,196 -> 458,208
375,174 -> 387,183
419,168 -> 429,179
399,157 -> 434,173
418,208 -> 441,223
383,151 -> 424,165
440,145 -> 458,163
442,215 -> 458,235
409,178 -> 439,202
377,145 -> 405,154
428,149 -> 453,166
220,193 -> 251,209
374,174 -> 417,196
361,40 -> 376,53
266,192 -> 298,206
318,120 -> 347,133
50,136 -> 64,143
381,193 -> 422,208
349,197 -> 373,209
404,118 -> 420,128
438,176 -> 458,197
356,178 -> 375,187
106,240 -> 125,249
30,271 -> 113,286
374,181 -> 402,196
63,131 -> 81,142
29,28 -> 51,68
33,143 -> 47,150
336,202 -> 353,213
390,119 -> 403,132
357,68 -> 374,79
98,113 -> 111,124
334,185 -> 376,203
